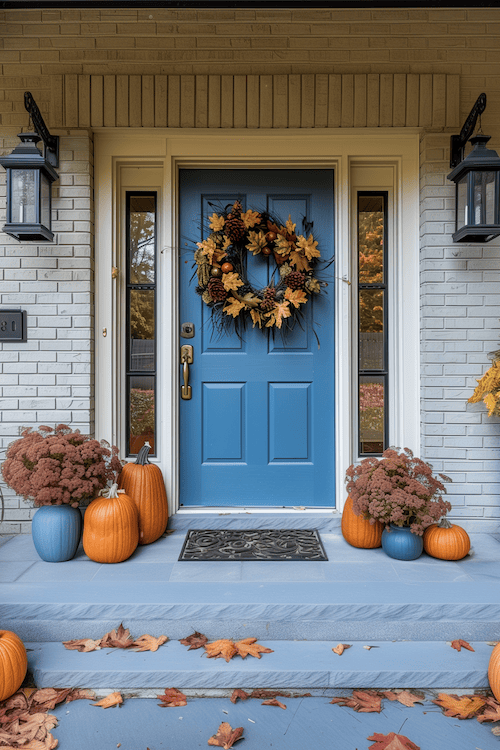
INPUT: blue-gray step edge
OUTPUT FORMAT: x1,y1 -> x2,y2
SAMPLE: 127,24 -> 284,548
167,513 -> 341,532
4,581 -> 500,642
26,640 -> 493,691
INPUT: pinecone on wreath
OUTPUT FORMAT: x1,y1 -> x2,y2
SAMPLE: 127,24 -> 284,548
208,277 -> 228,302
260,286 -> 276,312
225,202 -> 245,243
286,271 -> 306,290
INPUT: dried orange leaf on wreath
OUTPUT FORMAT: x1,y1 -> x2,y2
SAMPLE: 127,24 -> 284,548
241,209 -> 261,229
207,721 -> 244,749
331,690 -> 383,713
367,731 -> 420,750
204,639 -> 238,663
100,623 -> 134,649
284,288 -> 308,308
285,215 -> 297,235
222,272 -> 244,293
230,689 -> 249,704
224,298 -> 246,319
197,238 -> 218,265
432,693 -> 485,719
157,688 -> 187,707
450,639 -> 475,652
476,697 -> 500,723
274,234 -> 292,256
289,250 -> 311,272
261,698 -> 286,709
92,692 -> 123,709
246,230 -> 267,255
383,691 -> 424,707
62,638 -> 101,652
265,301 -> 291,329
132,634 -> 168,652
332,643 -> 352,656
250,308 -> 263,329
180,631 -> 209,650
234,638 -> 274,659
209,213 -> 225,232
297,233 -> 320,261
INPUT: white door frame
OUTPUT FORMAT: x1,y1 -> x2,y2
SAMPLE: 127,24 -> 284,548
95,128 -> 420,517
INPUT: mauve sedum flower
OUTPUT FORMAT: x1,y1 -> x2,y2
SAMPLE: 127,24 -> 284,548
345,447 -> 452,536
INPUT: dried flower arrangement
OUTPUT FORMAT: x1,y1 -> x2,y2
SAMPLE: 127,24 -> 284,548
345,448 -> 452,536
1,424 -> 123,507
468,350 -> 500,417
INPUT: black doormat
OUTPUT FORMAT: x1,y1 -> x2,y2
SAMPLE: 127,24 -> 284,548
178,529 -> 328,561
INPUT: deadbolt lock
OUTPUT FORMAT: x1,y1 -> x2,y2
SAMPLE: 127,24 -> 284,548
181,322 -> 195,339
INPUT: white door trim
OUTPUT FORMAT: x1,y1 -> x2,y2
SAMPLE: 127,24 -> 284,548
95,128 -> 420,517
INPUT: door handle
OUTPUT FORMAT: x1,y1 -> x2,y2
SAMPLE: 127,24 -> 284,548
180,345 -> 193,400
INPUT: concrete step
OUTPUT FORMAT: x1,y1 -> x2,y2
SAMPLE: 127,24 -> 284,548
4,579 -> 500,642
168,513 -> 341,532
27,639 -> 493,691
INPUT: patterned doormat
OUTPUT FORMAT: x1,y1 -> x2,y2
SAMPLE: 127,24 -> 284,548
178,529 -> 328,561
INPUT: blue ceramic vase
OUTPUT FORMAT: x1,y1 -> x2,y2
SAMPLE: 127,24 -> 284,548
31,505 -> 82,562
381,524 -> 423,561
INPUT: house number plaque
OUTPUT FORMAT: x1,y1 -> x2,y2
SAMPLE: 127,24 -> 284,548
0,310 -> 27,342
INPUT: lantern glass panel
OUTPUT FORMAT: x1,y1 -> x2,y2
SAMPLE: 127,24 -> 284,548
472,170 -> 495,226
457,175 -> 467,231
40,172 -> 51,229
11,169 -> 36,225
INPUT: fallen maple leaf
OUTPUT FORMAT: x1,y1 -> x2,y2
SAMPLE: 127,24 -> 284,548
383,691 -> 425,707
450,639 -> 475,652
100,624 -> 134,649
230,690 -> 249,704
332,643 -> 351,656
208,722 -> 244,749
432,693 -> 485,719
476,696 -> 500,723
157,688 -> 187,707
92,692 -> 123,709
330,690 -> 383,713
132,634 -> 168,652
65,689 -> 96,703
205,639 -> 238,663
180,631 -> 208,650
261,698 -> 286,709
62,638 -> 101,652
367,731 -> 420,750
234,638 -> 274,659
30,688 -> 73,711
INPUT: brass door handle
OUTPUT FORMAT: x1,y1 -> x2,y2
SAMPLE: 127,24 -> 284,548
180,345 -> 193,400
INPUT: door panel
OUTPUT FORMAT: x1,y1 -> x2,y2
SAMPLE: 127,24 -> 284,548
179,169 -> 335,507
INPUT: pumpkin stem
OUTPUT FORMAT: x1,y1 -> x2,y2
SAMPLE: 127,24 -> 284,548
438,516 -> 452,529
135,442 -> 151,466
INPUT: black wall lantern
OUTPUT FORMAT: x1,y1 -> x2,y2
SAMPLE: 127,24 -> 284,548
447,93 -> 500,243
0,92 -> 59,242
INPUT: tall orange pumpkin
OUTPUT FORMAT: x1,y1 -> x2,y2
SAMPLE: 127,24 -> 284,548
489,643 -> 500,701
423,518 -> 470,561
83,483 -> 139,563
118,442 -> 169,545
0,630 -> 27,702
341,495 -> 383,549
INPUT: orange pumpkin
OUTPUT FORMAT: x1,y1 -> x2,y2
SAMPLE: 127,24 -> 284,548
118,442 -> 169,545
341,496 -> 383,549
83,483 -> 139,563
489,643 -> 500,701
423,518 -> 470,561
0,630 -> 27,702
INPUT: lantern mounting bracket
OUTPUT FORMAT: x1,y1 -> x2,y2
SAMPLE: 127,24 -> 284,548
24,91 -> 59,168
450,92 -> 487,169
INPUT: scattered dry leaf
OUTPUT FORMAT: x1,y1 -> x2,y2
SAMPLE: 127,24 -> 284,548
330,690 -> 383,713
476,696 -> 500,723
62,638 -> 101,652
157,689 -> 187,708
492,725 -> 500,735
230,690 -> 249,704
332,644 -> 351,656
92,692 -> 123,709
367,731 -> 420,750
207,722 -> 244,749
180,632 -> 209,650
132,634 -> 168,652
450,639 -> 475,652
363,645 -> 379,650
64,689 -> 96,703
249,689 -> 290,700
205,639 -> 238,663
261,698 -> 286,709
432,693 -> 485,719
100,624 -> 134,649
234,638 -> 274,659
383,691 -> 425,707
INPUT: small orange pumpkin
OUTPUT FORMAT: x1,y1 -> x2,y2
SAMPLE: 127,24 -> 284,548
0,630 -> 28,702
341,496 -> 383,549
83,483 -> 139,563
423,518 -> 470,561
489,643 -> 500,701
118,442 -> 169,545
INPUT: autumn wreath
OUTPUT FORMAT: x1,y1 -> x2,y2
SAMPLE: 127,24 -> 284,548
194,200 -> 326,336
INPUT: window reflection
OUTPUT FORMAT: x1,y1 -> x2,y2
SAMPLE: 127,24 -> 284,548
359,377 -> 385,454
358,195 -> 384,284
129,195 -> 155,284
129,377 -> 155,455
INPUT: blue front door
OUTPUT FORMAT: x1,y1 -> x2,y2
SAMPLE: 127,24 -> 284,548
179,170 -> 335,507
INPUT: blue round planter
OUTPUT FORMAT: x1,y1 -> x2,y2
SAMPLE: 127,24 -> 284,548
31,505 -> 82,562
381,524 -> 423,561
